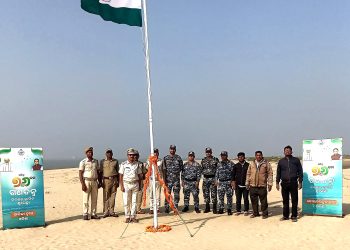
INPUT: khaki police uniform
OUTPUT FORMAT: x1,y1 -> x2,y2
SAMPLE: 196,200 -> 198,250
100,158 -> 119,215
136,160 -> 147,212
79,157 -> 100,216
119,160 -> 142,219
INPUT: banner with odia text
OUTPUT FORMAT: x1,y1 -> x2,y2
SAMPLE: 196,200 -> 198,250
302,138 -> 343,216
0,148 -> 45,229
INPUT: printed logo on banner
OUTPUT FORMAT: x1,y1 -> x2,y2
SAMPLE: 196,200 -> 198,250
311,165 -> 334,176
0,158 -> 13,172
12,175 -> 35,187
18,149 -> 25,156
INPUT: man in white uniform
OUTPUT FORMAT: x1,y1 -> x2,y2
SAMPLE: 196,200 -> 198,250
146,148 -> 163,214
119,148 -> 143,223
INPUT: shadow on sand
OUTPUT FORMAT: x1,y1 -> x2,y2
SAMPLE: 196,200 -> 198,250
46,215 -> 83,226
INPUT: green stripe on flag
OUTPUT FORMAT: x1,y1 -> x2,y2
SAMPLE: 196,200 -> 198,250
81,0 -> 142,27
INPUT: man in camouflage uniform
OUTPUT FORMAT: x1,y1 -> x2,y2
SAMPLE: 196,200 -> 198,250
215,151 -> 235,215
163,145 -> 183,213
201,147 -> 219,214
181,151 -> 201,213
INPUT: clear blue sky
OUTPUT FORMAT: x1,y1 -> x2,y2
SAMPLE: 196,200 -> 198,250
1,1 -> 349,160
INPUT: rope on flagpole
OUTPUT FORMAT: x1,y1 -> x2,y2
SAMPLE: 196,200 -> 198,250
119,212 -> 131,239
143,155 -> 193,236
141,0 -> 158,228
140,1 -> 193,237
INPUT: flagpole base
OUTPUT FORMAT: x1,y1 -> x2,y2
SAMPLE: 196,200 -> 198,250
145,225 -> 172,233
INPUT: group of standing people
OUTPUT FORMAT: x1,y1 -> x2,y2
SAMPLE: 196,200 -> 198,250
78,145 -> 303,223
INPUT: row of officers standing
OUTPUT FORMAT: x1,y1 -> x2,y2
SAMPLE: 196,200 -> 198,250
78,145 -> 303,223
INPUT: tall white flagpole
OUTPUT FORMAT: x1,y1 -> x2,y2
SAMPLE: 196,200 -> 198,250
141,0 -> 158,228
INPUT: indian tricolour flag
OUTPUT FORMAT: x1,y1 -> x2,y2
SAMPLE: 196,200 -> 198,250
81,0 -> 142,27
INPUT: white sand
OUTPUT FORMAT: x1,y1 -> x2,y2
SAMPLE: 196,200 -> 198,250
0,161 -> 350,250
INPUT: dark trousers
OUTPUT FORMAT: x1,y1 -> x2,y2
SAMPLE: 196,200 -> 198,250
250,187 -> 268,216
281,181 -> 298,218
235,187 -> 249,212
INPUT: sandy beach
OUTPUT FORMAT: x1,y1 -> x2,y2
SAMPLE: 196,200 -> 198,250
1,160 -> 350,250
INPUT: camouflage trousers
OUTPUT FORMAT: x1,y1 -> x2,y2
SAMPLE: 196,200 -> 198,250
202,177 -> 217,204
164,180 -> 180,209
183,180 -> 199,208
218,181 -> 233,210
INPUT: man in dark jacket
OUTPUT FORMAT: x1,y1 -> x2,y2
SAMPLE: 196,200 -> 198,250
232,152 -> 250,216
276,145 -> 303,222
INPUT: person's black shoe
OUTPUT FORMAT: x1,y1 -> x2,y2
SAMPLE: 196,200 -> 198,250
212,203 -> 218,214
291,217 -> 298,222
83,215 -> 89,220
91,214 -> 100,220
262,215 -> 268,219
204,202 -> 210,213
227,209 -> 233,216
280,217 -> 289,221
164,207 -> 170,214
182,206 -> 189,212
218,208 -> 224,214
195,207 -> 201,213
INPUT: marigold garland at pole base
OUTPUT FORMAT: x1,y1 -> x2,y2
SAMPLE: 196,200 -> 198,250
145,224 -> 172,233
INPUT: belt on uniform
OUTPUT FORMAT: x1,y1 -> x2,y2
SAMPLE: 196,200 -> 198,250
219,179 -> 232,182
124,180 -> 138,184
204,175 -> 215,178
184,178 -> 197,182
84,178 -> 97,181
103,176 -> 118,180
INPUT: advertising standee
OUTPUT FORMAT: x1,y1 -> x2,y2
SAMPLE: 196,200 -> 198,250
302,138 -> 343,217
0,148 -> 45,229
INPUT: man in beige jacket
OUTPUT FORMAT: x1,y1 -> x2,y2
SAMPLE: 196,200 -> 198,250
246,151 -> 273,219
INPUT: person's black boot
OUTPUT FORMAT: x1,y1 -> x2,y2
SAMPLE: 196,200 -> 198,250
164,207 -> 170,213
213,203 -> 218,214
195,207 -> 201,213
227,209 -> 233,216
204,202 -> 210,213
182,205 -> 189,212
218,208 -> 224,214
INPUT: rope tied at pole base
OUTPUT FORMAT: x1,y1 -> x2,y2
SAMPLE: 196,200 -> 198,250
143,155 -> 179,215
145,224 -> 172,233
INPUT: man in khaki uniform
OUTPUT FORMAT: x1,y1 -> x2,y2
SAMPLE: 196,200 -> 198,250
79,147 -> 101,220
100,148 -> 119,218
119,148 -> 143,223
135,150 -> 147,214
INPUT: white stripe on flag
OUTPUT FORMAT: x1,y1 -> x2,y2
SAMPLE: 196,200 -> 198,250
99,0 -> 141,9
